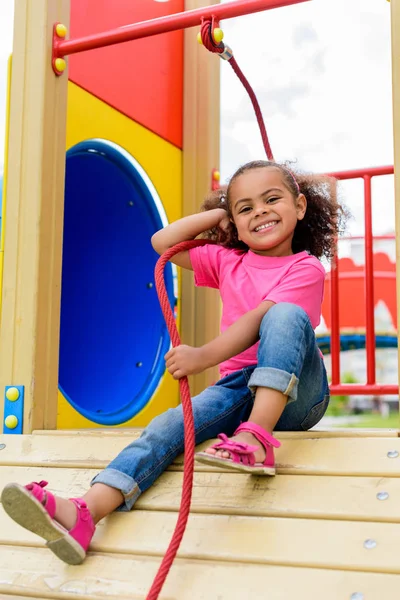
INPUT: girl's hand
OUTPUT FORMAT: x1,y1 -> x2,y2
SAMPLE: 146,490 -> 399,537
165,345 -> 209,379
218,210 -> 231,232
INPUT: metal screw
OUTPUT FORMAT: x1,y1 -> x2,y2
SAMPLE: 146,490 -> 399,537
350,594 -> 364,600
147,283 -> 153,289
387,450 -> 399,458
377,491 -> 389,501
363,539 -> 377,549
0,444 -> 6,450
128,201 -> 134,207
136,362 -> 143,368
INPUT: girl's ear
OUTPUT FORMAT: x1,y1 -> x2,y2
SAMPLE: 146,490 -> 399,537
296,193 -> 307,220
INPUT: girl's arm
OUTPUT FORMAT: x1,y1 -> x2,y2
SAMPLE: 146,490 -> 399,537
165,301 -> 275,379
151,208 -> 228,269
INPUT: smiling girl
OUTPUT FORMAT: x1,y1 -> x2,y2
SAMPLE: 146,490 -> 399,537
1,160 -> 347,565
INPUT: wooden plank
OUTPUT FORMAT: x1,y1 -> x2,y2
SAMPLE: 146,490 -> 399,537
0,0 -> 70,432
1,467 -> 400,529
33,427 -> 400,438
0,546 -> 400,600
3,507 -> 400,574
181,0 -> 221,396
2,434 -> 400,476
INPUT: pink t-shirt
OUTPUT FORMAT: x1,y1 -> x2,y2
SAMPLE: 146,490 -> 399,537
189,245 -> 325,378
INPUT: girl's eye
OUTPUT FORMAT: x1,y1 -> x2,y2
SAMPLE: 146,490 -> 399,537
266,197 -> 279,203
239,206 -> 251,213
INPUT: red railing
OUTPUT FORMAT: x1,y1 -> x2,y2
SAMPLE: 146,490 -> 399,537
325,165 -> 397,396
53,0 -> 309,59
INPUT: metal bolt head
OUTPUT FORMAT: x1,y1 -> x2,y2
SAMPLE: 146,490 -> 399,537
387,450 -> 399,458
377,491 -> 389,501
0,444 -> 6,450
363,539 -> 377,549
350,594 -> 364,600
147,283 -> 153,289
136,362 -> 143,368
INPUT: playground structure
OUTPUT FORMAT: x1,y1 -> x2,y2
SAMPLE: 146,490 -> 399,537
1,1 -> 400,599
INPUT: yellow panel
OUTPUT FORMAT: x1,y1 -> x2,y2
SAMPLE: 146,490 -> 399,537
57,82 -> 182,429
1,546 -> 399,600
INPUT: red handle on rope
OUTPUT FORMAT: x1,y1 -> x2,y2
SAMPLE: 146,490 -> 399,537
146,239 -> 211,600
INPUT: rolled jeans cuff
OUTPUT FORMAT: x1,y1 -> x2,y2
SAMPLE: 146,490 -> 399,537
90,467 -> 141,511
248,367 -> 298,404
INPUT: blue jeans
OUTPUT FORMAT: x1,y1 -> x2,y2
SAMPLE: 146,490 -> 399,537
91,303 -> 330,510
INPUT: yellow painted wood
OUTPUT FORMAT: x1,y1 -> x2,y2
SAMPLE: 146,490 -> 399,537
1,467 -> 400,526
2,434 -> 400,476
0,0 -> 70,432
1,546 -> 400,600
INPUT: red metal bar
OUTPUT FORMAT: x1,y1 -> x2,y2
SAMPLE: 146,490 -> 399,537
334,272 -> 395,280
325,165 -> 397,397
328,165 -> 394,181
330,248 -> 341,386
330,384 -> 398,395
340,234 -> 395,241
363,175 -> 376,385
54,0 -> 310,58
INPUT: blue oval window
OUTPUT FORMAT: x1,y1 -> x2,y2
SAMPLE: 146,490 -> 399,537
59,140 -> 176,425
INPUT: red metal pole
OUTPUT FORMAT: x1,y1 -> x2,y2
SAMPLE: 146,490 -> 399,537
330,384 -> 398,395
363,175 -> 376,385
327,165 -> 394,181
330,247 -> 341,386
54,0 -> 310,58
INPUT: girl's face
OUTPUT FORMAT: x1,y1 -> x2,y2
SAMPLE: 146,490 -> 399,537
229,167 -> 307,257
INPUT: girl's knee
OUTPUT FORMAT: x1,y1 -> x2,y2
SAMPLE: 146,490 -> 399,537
260,302 -> 309,333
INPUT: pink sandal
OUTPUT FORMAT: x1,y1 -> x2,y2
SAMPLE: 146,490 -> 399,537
195,422 -> 281,475
1,480 -> 95,565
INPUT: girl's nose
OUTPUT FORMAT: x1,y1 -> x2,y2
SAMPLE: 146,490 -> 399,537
255,203 -> 268,216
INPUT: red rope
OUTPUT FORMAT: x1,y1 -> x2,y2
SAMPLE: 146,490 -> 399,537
200,18 -> 274,161
146,239 -> 211,600
146,22 -> 272,597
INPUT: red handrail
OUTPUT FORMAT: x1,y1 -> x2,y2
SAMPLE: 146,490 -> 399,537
325,165 -> 396,396
54,0 -> 310,59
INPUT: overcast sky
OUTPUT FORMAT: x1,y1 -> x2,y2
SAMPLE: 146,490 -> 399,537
0,0 -> 395,236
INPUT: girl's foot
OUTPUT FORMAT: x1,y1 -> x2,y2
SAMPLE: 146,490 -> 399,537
205,431 -> 266,462
1,480 -> 95,565
195,422 -> 281,475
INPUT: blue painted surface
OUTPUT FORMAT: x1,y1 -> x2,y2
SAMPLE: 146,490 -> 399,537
59,140 -> 175,425
317,333 -> 398,355
3,386 -> 24,434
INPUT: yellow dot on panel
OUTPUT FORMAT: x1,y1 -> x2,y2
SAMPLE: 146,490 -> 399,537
5,387 -> 19,401
5,415 -> 18,429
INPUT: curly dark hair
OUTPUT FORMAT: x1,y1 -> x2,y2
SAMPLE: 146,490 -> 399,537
200,160 -> 349,260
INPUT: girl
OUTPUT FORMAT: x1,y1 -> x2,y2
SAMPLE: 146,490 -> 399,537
1,159 -> 347,565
